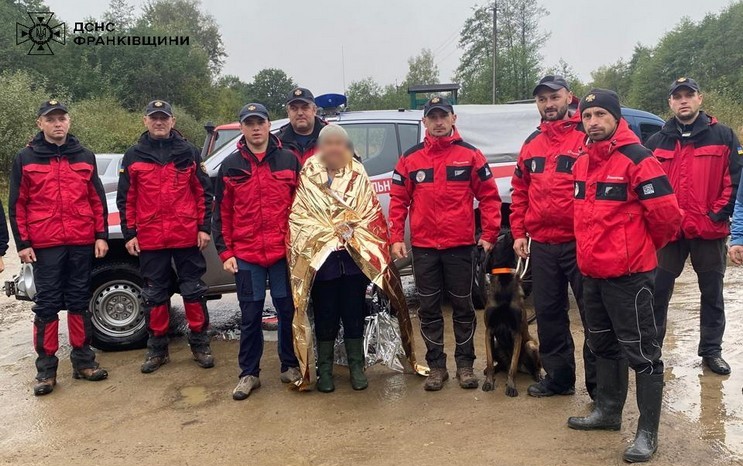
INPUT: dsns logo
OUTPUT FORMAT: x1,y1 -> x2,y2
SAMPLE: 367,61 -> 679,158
16,12 -> 66,55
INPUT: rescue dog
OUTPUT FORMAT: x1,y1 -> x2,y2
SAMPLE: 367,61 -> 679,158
481,243 -> 541,396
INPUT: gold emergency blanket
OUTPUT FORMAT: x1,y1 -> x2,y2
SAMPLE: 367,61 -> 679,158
288,155 -> 425,390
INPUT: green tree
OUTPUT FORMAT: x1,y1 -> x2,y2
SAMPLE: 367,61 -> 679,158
347,77 -> 385,110
244,68 -> 297,118
404,48 -> 440,87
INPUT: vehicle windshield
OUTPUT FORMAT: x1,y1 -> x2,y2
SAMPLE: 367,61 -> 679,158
205,128 -> 241,161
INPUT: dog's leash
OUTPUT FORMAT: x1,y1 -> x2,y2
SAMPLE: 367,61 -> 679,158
514,237 -> 531,280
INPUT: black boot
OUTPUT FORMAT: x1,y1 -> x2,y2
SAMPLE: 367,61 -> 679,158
345,338 -> 368,390
623,373 -> 664,463
568,358 -> 629,431
316,340 -> 335,393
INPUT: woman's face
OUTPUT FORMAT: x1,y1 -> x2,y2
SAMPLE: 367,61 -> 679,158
319,134 -> 350,169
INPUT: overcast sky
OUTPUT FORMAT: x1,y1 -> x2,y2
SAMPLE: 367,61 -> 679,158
45,0 -> 734,95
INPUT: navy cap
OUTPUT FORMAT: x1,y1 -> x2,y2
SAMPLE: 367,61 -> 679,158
668,77 -> 700,96
37,99 -> 68,117
423,96 -> 454,116
145,100 -> 173,117
533,75 -> 570,96
286,87 -> 315,105
239,103 -> 270,122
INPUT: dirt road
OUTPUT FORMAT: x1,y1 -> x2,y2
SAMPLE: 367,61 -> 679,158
0,246 -> 741,465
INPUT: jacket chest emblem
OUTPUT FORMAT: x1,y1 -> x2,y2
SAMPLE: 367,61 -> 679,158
416,171 -> 426,183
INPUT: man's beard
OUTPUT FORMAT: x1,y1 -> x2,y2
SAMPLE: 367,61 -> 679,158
542,104 -> 569,121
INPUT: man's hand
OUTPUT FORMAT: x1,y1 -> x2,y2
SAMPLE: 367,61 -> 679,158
729,245 -> 743,265
0,257 -> 4,273
391,242 -> 407,260
197,232 -> 211,251
223,257 -> 238,274
19,247 -> 36,263
95,239 -> 109,259
513,237 -> 530,259
125,238 -> 140,257
478,238 -> 493,253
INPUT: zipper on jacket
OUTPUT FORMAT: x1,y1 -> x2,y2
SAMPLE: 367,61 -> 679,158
56,153 -> 67,241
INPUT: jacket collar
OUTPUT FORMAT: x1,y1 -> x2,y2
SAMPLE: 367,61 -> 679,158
135,130 -> 191,156
539,112 -> 582,142
424,126 -> 463,151
584,118 -> 639,161
30,131 -> 83,157
661,111 -> 716,140
237,133 -> 282,162
278,116 -> 326,148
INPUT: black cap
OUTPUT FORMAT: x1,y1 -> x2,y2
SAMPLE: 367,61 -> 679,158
239,103 -> 270,122
532,75 -> 570,96
145,100 -> 173,117
580,88 -> 622,122
668,77 -> 700,96
37,99 -> 68,117
423,96 -> 454,116
286,87 -> 315,105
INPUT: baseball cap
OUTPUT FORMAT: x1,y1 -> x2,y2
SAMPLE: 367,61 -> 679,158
532,75 -> 570,96
145,100 -> 173,117
423,96 -> 454,116
239,103 -> 270,122
37,99 -> 69,117
668,77 -> 700,96
286,87 -> 315,105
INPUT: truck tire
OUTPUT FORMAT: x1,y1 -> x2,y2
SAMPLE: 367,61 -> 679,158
89,261 -> 148,351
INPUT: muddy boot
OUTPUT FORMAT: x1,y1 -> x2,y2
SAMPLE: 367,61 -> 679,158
192,349 -> 215,369
141,353 -> 169,374
456,367 -> 479,389
316,340 -> 336,393
568,358 -> 628,431
345,338 -> 368,391
73,366 -> 108,381
623,373 -> 664,463
424,368 -> 449,391
34,377 -> 57,396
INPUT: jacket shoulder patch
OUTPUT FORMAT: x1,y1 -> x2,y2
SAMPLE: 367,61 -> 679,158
618,144 -> 653,165
403,142 -> 425,157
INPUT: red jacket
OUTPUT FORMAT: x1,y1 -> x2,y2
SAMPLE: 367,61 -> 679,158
277,117 -> 327,165
213,135 -> 300,267
573,119 -> 682,279
117,131 -> 212,251
389,128 -> 502,249
510,114 -> 585,243
9,132 -> 108,251
645,112 -> 742,240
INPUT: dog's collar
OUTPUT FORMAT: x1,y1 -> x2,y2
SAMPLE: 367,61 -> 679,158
490,267 -> 516,275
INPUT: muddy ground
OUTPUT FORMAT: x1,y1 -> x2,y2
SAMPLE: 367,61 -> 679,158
0,244 -> 742,466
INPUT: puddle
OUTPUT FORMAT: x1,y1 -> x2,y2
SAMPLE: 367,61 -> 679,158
174,386 -> 209,408
662,263 -> 743,461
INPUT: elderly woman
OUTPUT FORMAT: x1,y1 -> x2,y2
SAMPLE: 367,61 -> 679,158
288,124 -> 421,393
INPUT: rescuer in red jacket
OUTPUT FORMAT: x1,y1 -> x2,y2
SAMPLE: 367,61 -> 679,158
389,96 -> 502,392
9,100 -> 110,396
567,90 -> 682,463
510,75 -> 596,399
213,103 -> 302,400
117,100 -> 214,374
277,87 -> 327,166
645,78 -> 742,376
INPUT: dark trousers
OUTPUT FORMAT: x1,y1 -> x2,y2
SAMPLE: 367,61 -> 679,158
654,238 -> 726,357
235,258 -> 298,378
530,240 -> 596,393
311,273 -> 369,342
139,247 -> 210,356
583,272 -> 663,374
32,245 -> 97,379
412,246 -> 477,369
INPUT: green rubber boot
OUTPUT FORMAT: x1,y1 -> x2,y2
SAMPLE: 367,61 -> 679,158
345,338 -> 368,391
316,340 -> 335,393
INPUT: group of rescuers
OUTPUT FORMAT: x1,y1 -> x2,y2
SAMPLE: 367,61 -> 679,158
1,74 -> 741,463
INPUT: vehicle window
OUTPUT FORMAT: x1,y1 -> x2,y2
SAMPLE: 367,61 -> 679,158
341,123 -> 400,176
207,129 -> 241,159
639,122 -> 663,144
398,123 -> 420,154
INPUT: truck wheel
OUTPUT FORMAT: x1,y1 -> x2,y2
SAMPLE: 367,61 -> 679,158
89,261 -> 148,351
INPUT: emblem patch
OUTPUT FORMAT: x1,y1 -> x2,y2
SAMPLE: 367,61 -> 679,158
200,162 -> 208,174
431,97 -> 441,104
642,183 -> 655,196
585,94 -> 596,102
49,99 -> 58,105
154,101 -> 163,107
294,89 -> 303,96
416,171 -> 426,183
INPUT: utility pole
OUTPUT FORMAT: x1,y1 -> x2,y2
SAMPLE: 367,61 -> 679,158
492,1 -> 497,104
